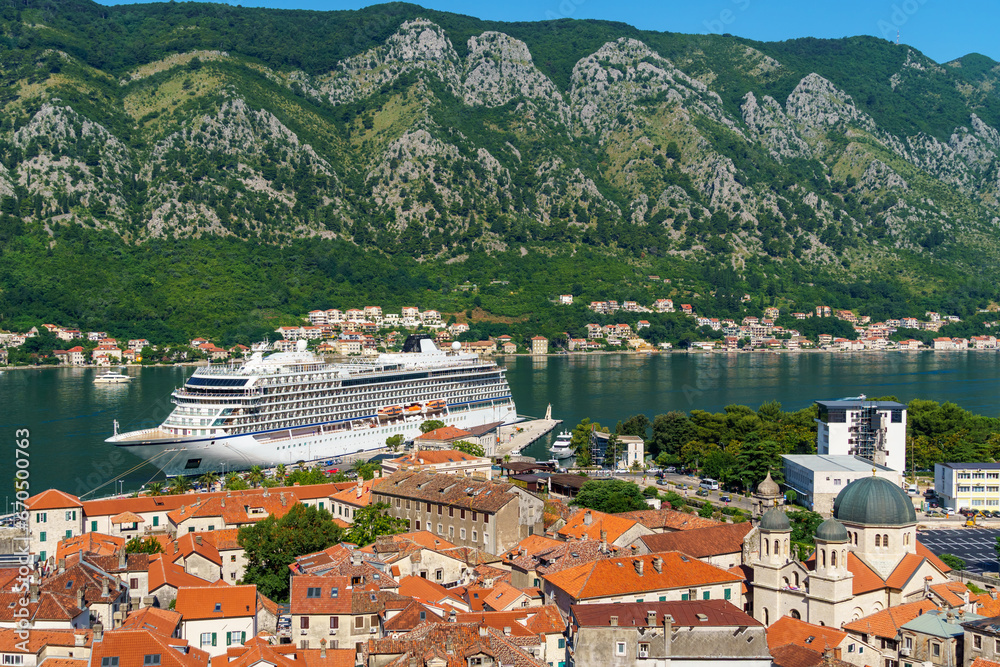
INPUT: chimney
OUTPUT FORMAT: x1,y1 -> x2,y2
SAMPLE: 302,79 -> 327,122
29,582 -> 39,604
478,626 -> 488,637
646,610 -> 656,626
280,493 -> 287,507
600,530 -> 607,553
446,639 -> 454,653
102,577 -> 110,598
58,558 -> 66,574
583,511 -> 592,526
195,535 -> 203,546
609,615 -> 618,627
320,638 -> 327,659
652,557 -> 662,574
503,627 -> 511,636
662,614 -> 672,656
408,657 -> 417,667
142,595 -> 156,608
221,497 -> 225,507
119,549 -> 126,569
94,622 -> 104,642
77,588 -> 85,609
924,575 -> 933,597
75,633 -> 86,647
635,559 -> 644,576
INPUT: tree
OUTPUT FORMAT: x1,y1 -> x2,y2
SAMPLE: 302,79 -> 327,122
571,479 -> 648,513
275,464 -> 287,483
239,503 -> 344,601
453,440 -> 485,457
344,502 -> 409,546
420,420 -> 445,433
698,501 -> 714,518
247,465 -> 265,487
650,412 -> 695,457
604,434 -> 623,469
785,489 -> 798,506
145,482 -> 165,496
125,536 -> 163,554
225,472 -> 250,491
198,471 -> 220,490
168,476 -> 191,495
385,434 -> 404,452
938,553 -> 966,571
619,414 -> 651,439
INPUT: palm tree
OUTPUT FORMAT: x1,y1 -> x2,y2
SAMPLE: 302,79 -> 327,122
168,476 -> 192,495
275,464 -> 287,484
198,471 -> 220,490
247,465 -> 264,488
146,482 -> 165,497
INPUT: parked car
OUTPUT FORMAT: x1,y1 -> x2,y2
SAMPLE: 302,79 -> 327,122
696,488 -> 710,497
720,495 -> 732,503
657,478 -> 671,486
665,466 -> 676,473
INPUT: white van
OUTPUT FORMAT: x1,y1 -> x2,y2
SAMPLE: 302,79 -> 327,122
907,484 -> 919,496
700,478 -> 720,491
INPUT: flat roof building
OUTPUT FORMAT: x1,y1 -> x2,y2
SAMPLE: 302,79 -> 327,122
783,455 -> 903,515
934,462 -> 1000,512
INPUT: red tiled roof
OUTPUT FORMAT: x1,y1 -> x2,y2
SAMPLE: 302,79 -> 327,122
55,533 -> 124,560
571,599 -> 760,629
638,522 -> 752,558
203,528 -> 241,551
883,553 -> 926,589
81,484 -> 344,518
0,628 -> 92,653
769,644 -> 828,667
92,629 -> 208,667
27,489 -> 83,510
556,509 -> 641,543
971,659 -> 1000,667
110,511 -> 145,524
916,540 -> 951,573
147,554 -> 214,592
176,533 -> 222,565
843,599 -> 939,639
398,576 -> 467,609
541,552 -> 740,600
482,582 -> 528,611
766,616 -> 845,652
415,426 -> 473,442
288,576 -> 352,615
388,450 -> 482,466
174,585 -> 257,620
615,508 -> 720,531
120,607 -> 183,636
929,580 -> 969,607
331,477 -> 385,508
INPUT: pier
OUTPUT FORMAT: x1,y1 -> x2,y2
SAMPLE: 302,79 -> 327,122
497,417 -> 562,459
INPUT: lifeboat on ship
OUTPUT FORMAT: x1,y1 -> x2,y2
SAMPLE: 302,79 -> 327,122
378,405 -> 403,419
425,399 -> 447,413
404,403 -> 423,415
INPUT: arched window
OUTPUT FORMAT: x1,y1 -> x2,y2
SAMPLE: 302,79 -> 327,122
854,532 -> 858,545
904,532 -> 909,545
831,550 -> 837,567
875,534 -> 881,547
764,539 -> 769,556
883,534 -> 889,548
821,549 -> 826,568
790,609 -> 801,620
763,608 -> 769,626
793,572 -> 800,586
774,540 -> 780,557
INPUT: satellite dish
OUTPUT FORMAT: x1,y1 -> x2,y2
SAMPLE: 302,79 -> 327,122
451,342 -> 461,351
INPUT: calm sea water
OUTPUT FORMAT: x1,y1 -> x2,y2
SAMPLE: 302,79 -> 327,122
1,351 -> 998,506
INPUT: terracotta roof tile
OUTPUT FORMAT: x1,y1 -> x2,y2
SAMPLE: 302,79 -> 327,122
557,509 -> 639,543
388,450 -> 483,466
929,580 -> 969,607
541,552 -> 741,600
176,533 -> 222,565
26,489 -> 83,510
766,616 -> 845,652
203,529 -> 241,551
883,553 -> 926,589
367,622 -> 545,667
769,644 -> 828,667
55,533 -> 124,560
572,599 -> 760,629
398,576 -> 467,609
80,484 -> 345,518
638,522 -> 752,558
615,508 -> 721,531
120,606 -> 184,636
38,659 -> 88,667
148,554 -> 214,592
842,599 -> 939,639
289,576 -> 352,615
976,592 -> 1000,617
0,628 -> 92,653
174,585 -> 257,620
971,659 -> 1000,667
917,540 -> 951,573
481,582 -> 528,611
92,629 -> 209,667
415,427 -> 473,442
382,600 -> 444,633
0,591 -> 84,623
331,478 -> 385,508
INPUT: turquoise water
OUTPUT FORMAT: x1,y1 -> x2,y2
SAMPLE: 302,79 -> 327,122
1,350 -> 998,504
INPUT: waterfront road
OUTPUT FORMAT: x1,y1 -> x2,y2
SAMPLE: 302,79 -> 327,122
916,528 -> 1000,574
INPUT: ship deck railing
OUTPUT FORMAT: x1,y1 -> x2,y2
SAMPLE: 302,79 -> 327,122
191,356 -> 491,378
109,427 -> 173,442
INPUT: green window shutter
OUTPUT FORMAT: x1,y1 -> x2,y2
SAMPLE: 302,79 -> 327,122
703,591 -> 710,600
724,588 -> 731,600
153,516 -> 159,527
241,632 -> 245,644
91,521 -> 97,531
636,599 -> 643,603
39,532 -> 45,543
39,551 -> 46,562
680,594 -> 688,601
658,596 -> 666,602
558,639 -> 565,649
212,633 -> 217,646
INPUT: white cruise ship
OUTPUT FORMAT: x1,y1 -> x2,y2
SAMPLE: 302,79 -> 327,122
107,336 -> 518,476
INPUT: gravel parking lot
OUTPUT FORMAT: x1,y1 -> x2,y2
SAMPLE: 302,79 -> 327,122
917,528 -> 1000,573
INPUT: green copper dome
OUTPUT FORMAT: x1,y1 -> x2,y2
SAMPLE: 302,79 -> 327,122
833,476 -> 916,526
815,518 -> 849,543
760,507 -> 791,531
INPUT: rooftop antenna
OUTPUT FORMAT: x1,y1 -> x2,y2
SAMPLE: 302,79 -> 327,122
896,30 -> 899,45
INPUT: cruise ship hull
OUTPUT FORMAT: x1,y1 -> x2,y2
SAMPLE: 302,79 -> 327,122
113,399 -> 517,476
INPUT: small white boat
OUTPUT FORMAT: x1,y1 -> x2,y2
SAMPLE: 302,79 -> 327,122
95,371 -> 131,384
550,430 -> 574,458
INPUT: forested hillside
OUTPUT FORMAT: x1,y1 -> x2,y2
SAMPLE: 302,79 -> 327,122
2,0 -> 1000,340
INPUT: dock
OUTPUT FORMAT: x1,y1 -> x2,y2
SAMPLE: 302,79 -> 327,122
497,418 -> 561,458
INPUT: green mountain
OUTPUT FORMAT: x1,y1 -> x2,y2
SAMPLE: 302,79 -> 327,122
2,0 -> 1000,340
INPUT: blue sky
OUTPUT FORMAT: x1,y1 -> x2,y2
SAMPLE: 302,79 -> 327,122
94,0 -> 1000,64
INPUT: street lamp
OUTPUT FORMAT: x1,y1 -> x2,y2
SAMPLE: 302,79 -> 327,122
118,480 -> 124,496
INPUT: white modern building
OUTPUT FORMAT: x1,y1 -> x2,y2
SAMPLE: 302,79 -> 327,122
783,455 -> 903,515
815,398 -> 907,472
934,462 -> 1000,511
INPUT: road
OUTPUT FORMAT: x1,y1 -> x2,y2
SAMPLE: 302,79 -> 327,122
917,528 -> 1000,574
614,471 -> 758,512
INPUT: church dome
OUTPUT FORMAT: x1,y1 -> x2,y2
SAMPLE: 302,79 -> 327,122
833,475 -> 916,526
815,517 -> 849,543
756,471 -> 780,497
760,507 -> 790,531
